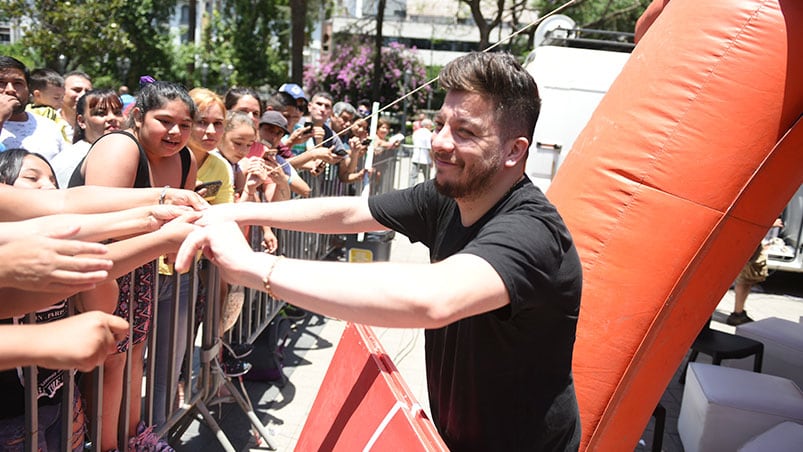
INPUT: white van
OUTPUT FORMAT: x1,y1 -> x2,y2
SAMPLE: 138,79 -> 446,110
523,15 -> 633,192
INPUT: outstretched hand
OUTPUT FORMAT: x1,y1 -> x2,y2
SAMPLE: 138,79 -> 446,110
0,228 -> 112,292
175,221 -> 255,286
34,311 -> 129,372
146,204 -> 198,231
164,187 -> 210,211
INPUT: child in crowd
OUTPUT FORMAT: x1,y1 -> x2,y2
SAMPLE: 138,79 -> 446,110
69,81 -> 197,451
25,68 -> 64,122
215,110 -> 269,203
224,87 -> 265,160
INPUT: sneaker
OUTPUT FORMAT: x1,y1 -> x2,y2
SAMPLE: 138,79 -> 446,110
281,304 -> 307,321
726,310 -> 754,326
222,357 -> 252,377
222,341 -> 254,359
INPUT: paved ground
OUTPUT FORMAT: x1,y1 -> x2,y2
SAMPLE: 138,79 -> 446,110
175,233 -> 803,452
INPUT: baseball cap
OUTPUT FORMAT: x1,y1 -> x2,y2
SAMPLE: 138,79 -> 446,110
259,110 -> 289,134
278,83 -> 307,101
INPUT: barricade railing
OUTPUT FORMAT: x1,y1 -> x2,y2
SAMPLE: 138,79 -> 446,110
19,149 -> 404,451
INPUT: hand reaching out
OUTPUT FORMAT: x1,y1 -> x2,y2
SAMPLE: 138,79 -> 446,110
28,311 -> 129,372
262,226 -> 278,254
0,228 -> 112,292
146,204 -> 199,231
175,221 -> 257,286
163,187 -> 209,211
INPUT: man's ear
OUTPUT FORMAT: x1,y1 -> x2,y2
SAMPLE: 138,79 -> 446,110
504,137 -> 529,168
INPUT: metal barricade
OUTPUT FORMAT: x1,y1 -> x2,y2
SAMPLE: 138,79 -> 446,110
18,155 -> 405,451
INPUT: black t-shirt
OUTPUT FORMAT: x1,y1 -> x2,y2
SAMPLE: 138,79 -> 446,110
368,177 -> 582,451
0,300 -> 69,420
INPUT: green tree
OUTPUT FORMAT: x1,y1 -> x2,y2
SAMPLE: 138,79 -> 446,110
0,0 -> 133,78
117,0 -> 181,86
536,0 -> 650,32
219,0 -> 290,89
0,0 -> 182,88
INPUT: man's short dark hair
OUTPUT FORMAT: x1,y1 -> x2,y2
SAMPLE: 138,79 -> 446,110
439,52 -> 541,141
311,91 -> 334,104
0,56 -> 29,82
29,68 -> 64,92
266,91 -> 296,110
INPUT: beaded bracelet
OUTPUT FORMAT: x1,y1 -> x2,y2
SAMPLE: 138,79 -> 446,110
263,256 -> 284,299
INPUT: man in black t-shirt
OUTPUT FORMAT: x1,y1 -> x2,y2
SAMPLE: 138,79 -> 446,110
176,52 -> 583,451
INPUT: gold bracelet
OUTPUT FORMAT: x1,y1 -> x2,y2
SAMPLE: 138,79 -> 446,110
263,256 -> 284,299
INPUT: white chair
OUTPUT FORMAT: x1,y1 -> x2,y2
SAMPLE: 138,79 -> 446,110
678,363 -> 803,452
735,317 -> 803,388
738,421 -> 803,451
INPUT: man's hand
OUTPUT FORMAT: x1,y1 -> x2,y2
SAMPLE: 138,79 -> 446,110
312,125 -> 325,144
0,93 -> 20,123
316,147 -> 346,164
286,125 -> 313,146
0,229 -> 112,292
160,211 -> 203,250
175,221 -> 255,284
32,311 -> 129,372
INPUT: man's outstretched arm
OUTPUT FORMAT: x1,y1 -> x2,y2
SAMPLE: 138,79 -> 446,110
176,221 -> 509,329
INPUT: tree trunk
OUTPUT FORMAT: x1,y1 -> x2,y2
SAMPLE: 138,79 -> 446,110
462,0 -> 504,51
188,0 -> 197,44
290,0 -> 307,84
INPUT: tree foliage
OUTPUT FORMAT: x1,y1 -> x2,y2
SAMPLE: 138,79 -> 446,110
457,0 -> 650,57
0,0 -> 294,91
117,0 -> 181,86
0,0 -> 179,87
536,0 -> 651,32
303,40 -> 430,112
0,1 -> 132,76
219,0 -> 290,89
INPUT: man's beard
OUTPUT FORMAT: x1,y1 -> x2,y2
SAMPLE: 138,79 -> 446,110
12,98 -> 26,115
433,151 -> 502,200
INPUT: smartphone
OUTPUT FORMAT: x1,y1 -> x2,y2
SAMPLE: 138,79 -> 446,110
195,180 -> 222,197
332,148 -> 348,156
303,121 -> 313,133
361,138 -> 372,146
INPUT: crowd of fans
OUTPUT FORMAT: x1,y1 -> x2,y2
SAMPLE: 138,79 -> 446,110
0,54 -> 434,451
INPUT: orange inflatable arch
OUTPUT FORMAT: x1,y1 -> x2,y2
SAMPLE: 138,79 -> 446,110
546,0 -> 803,449
297,1 -> 802,450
